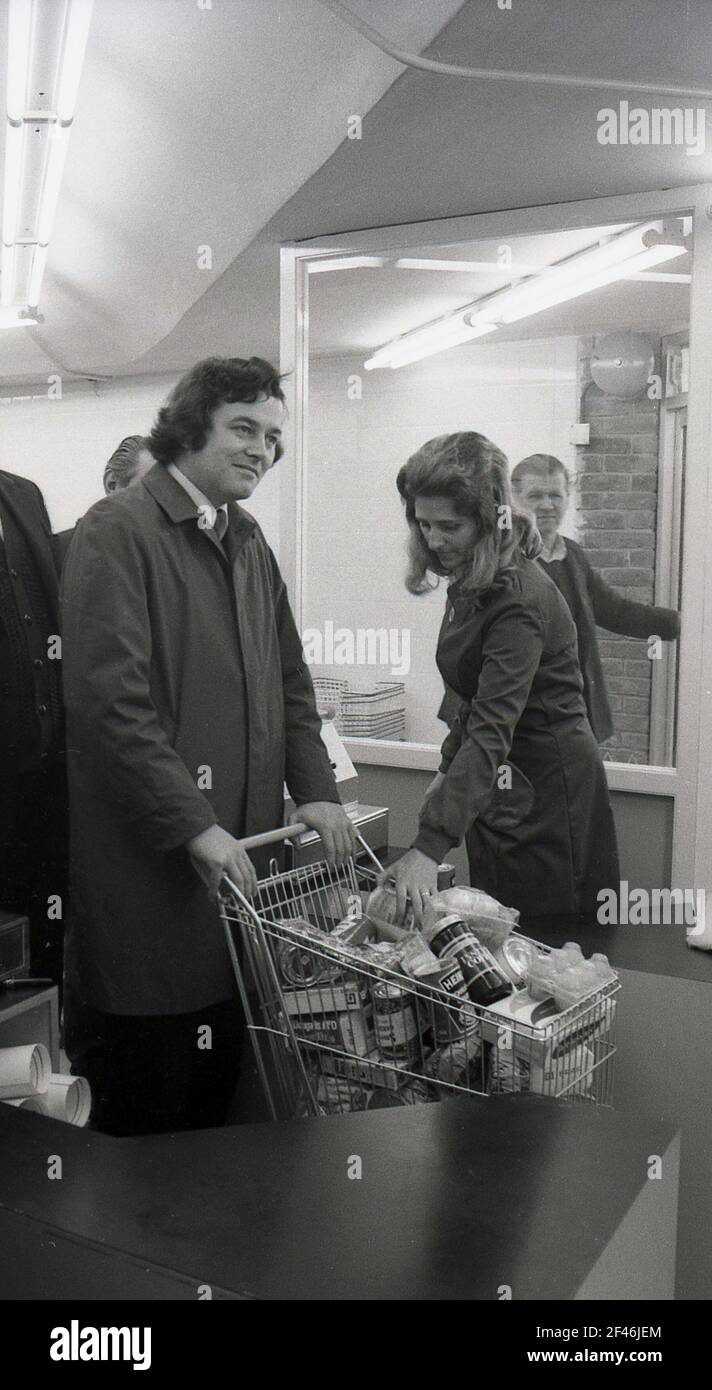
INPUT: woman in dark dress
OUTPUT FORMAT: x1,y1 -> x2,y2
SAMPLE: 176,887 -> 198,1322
387,432 -> 620,932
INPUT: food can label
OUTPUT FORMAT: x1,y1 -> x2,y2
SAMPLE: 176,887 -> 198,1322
375,1007 -> 418,1047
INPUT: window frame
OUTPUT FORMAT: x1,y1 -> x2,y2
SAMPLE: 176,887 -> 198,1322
279,183 -> 712,896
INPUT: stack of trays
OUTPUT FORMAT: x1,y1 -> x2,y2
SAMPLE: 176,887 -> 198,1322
337,682 -> 406,740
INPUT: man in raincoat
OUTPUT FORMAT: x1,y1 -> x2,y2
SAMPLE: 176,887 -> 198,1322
61,356 -> 353,1134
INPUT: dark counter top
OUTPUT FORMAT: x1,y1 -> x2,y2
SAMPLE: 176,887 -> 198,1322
0,1094 -> 678,1301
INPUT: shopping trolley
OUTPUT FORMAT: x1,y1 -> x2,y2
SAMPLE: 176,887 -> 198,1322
219,825 -> 619,1121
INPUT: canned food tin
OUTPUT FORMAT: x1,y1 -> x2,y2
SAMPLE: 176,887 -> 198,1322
494,935 -> 536,986
372,981 -> 420,1063
420,962 -> 479,1043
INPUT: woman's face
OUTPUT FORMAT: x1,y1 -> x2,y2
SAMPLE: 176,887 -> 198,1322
414,495 -> 479,573
513,470 -> 568,541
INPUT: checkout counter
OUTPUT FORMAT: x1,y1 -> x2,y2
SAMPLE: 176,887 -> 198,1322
0,737 -> 709,1299
1,905 -> 709,1301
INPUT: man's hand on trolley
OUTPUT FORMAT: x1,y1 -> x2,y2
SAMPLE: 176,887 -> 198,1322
187,824 -> 259,901
291,801 -> 356,866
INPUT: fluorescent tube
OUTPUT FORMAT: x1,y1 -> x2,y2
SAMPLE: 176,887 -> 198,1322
27,243 -> 48,307
2,122 -> 24,248
56,0 -> 94,123
364,319 -> 496,370
7,0 -> 33,123
1,246 -> 17,307
469,241 -> 687,327
36,127 -> 70,245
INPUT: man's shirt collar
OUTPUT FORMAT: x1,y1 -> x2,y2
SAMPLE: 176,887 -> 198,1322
166,462 -> 227,530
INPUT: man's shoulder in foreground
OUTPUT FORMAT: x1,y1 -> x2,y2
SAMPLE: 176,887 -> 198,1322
0,467 -> 46,506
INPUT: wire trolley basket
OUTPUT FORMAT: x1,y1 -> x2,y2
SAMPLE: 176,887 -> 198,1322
219,827 -> 619,1121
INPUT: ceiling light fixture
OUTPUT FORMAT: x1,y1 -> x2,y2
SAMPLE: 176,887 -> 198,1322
364,221 -> 689,370
364,318 -> 497,370
1,0 -> 94,326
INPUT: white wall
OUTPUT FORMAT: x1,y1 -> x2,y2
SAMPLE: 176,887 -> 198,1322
0,373 -> 282,552
305,339 -> 578,744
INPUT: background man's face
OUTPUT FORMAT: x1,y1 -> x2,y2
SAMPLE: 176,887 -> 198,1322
180,396 -> 284,505
104,447 -> 155,495
514,471 -> 568,541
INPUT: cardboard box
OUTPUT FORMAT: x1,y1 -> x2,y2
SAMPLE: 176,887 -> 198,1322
283,979 -> 369,1015
482,991 -> 615,1069
313,1047 -> 408,1091
287,1005 -> 375,1057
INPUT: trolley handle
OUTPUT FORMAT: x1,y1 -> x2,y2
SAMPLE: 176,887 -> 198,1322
233,821 -> 385,873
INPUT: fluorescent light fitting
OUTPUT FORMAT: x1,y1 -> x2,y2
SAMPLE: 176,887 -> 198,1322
308,256 -> 385,273
468,222 -> 686,326
395,257 -> 547,275
2,122 -> 24,248
1,245 -> 17,308
7,0 -> 33,122
36,126 -> 70,245
56,0 -> 94,123
0,306 -> 39,328
364,318 -> 496,370
624,271 -> 691,283
27,243 -> 48,307
469,241 -> 687,327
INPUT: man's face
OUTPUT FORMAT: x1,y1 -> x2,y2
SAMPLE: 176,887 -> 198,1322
179,396 -> 284,505
513,471 -> 568,541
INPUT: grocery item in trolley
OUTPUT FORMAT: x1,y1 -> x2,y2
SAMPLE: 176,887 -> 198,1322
425,1032 -> 484,1089
422,912 -> 513,1007
493,934 -> 537,986
372,980 -> 421,1064
526,942 -> 616,1009
275,918 -> 343,986
416,960 -> 480,1043
424,885 -> 519,952
365,882 -> 414,933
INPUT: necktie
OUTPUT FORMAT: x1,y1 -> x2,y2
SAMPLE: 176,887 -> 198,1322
213,509 -> 228,542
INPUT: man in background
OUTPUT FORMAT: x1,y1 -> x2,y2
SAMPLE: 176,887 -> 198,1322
102,434 -> 154,494
54,435 -> 155,566
511,453 -> 680,744
0,469 -> 67,990
61,356 -> 354,1135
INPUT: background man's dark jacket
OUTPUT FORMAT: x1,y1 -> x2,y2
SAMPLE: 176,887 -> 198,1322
541,537 -> 680,743
61,465 -> 339,1016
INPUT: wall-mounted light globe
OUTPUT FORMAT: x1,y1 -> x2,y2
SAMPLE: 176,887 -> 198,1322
590,332 -> 657,399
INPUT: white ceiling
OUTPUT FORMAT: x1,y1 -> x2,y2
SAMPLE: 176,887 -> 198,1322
0,0 -> 710,383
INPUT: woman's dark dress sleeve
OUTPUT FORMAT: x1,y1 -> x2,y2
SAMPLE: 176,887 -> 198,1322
414,591 -> 545,864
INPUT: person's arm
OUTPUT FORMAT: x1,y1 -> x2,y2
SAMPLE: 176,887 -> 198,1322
61,505 -> 218,852
583,552 -> 680,640
413,594 -> 546,865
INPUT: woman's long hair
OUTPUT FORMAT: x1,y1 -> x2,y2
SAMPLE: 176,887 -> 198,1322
396,431 -> 542,596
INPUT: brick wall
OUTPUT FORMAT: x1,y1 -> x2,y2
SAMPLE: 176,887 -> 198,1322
574,340 -> 661,763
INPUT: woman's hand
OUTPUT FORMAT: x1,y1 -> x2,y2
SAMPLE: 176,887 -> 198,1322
381,848 -> 440,928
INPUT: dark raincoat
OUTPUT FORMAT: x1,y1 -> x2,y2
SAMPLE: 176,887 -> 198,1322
60,465 -> 338,1015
